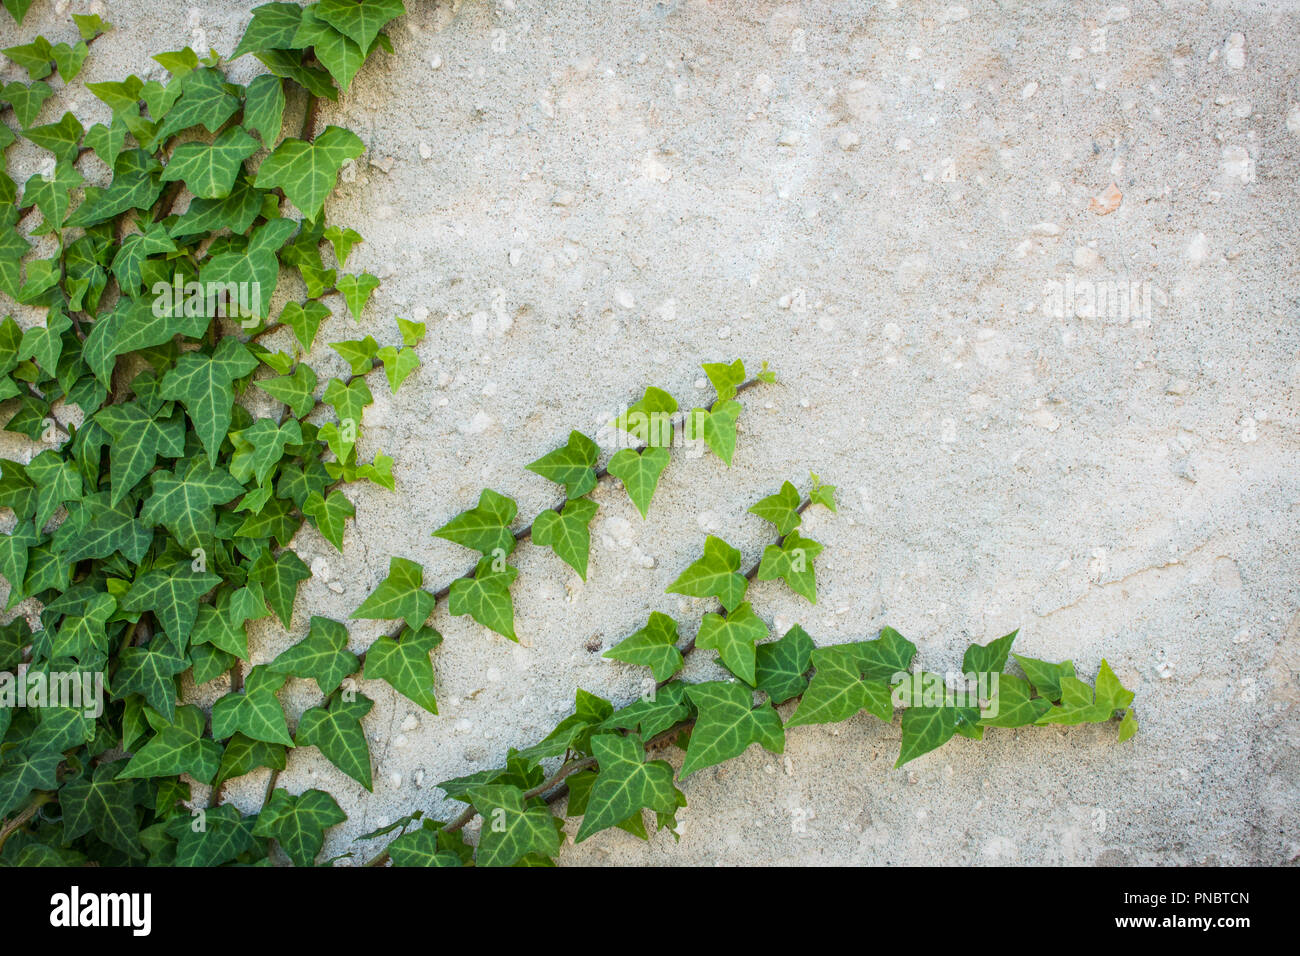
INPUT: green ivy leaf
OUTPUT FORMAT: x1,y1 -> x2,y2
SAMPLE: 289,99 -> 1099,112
680,681 -> 784,778
755,529 -> 823,603
753,623 -> 813,704
254,787 -> 346,866
295,692 -> 373,790
376,345 -> 418,392
229,418 -> 302,486
315,0 -> 405,51
748,480 -> 803,536
684,399 -> 742,465
701,358 -> 745,401
574,734 -> 682,843
613,386 -> 677,447
60,761 -> 144,859
526,430 -> 598,500
603,611 -> 682,682
269,615 -> 358,695
387,824 -> 463,867
329,335 -> 378,375
448,556 -> 518,642
248,547 -> 310,627
232,2 -> 303,60
122,566 -> 221,653
24,112 -> 84,164
215,734 -> 287,789
978,674 -> 1052,729
697,602 -> 768,686
363,624 -> 441,714
351,556 -> 435,629
242,73 -> 285,144
294,6 -> 366,92
335,271 -> 379,320
22,161 -> 82,229
665,534 -> 747,612
159,338 -> 260,464
303,489 -> 354,552
324,226 -> 363,266
466,783 -> 563,867
808,471 -> 837,512
600,681 -> 691,740
168,803 -> 256,866
0,750 -> 61,817
279,300 -> 331,351
606,446 -> 669,519
25,448 -> 83,531
119,705 -> 222,784
1011,653 -> 1076,703
2,80 -> 52,127
896,705 -> 957,767
531,498 -> 597,580
963,630 -> 1018,677
256,363 -> 318,418
156,68 -> 240,140
112,643 -> 188,723
254,125 -> 365,220
211,666 -> 293,746
140,458 -> 245,550
432,488 -> 518,557
160,126 -> 259,199
855,626 -> 918,681
53,492 -> 152,565
786,644 -> 892,729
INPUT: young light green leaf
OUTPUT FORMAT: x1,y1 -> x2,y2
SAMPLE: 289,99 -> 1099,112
808,471 -> 837,512
335,271 -> 379,320
242,73 -> 285,143
526,430 -> 598,500
376,345 -> 419,392
748,480 -> 802,536
256,363 -> 318,418
329,335 -> 378,375
755,529 -> 823,603
613,386 -> 677,447
701,359 -> 745,401
395,314 -> 424,347
303,489 -> 354,551
1011,653 -> 1076,703
684,399 -> 742,465
963,630 -> 1018,677
279,300 -> 331,351
606,446 -> 670,519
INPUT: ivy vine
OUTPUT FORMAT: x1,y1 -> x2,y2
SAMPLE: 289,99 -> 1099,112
0,1 -> 1137,868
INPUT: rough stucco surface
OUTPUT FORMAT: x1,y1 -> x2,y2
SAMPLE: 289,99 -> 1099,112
2,0 -> 1298,865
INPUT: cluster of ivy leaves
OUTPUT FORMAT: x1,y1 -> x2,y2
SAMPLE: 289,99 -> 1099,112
0,0 -> 415,866
0,0 -> 1137,869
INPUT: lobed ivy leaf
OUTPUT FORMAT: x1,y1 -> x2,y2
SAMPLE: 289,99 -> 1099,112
156,68 -> 240,140
702,358 -> 746,401
467,783 -> 563,867
119,705 -> 222,784
376,345 -> 419,392
448,556 -> 518,641
600,681 -> 691,740
963,630 -> 1018,677
60,761 -> 144,859
316,0 -> 405,52
351,556 -> 434,629
140,458 -> 245,550
279,300 -> 331,351
232,2 -> 304,60
211,665 -> 293,746
302,489 -> 354,551
684,399 -> 741,465
680,681 -> 784,778
896,705 -> 958,767
1011,653 -> 1075,703
168,802 -> 256,866
295,692 -> 374,790
269,615 -> 358,695
363,624 -> 441,714
696,601 -> 768,687
254,788 -> 346,867
753,623 -> 814,704
330,335 -> 378,375
249,547 -> 311,627
531,498 -> 598,580
111,643 -> 188,723
978,674 -> 1052,729
748,480 -> 802,536
256,363 -> 318,418
808,471 -> 837,512
603,611 -> 682,682
254,126 -> 365,220
122,566 -> 221,653
574,734 -> 683,843
160,338 -> 260,464
786,644 -> 892,729
755,529 -> 823,604
215,734 -> 287,789
160,127 -> 259,199
665,534 -> 747,612
606,446 -> 669,519
242,73 -> 285,144
526,430 -> 598,500
433,488 -> 518,557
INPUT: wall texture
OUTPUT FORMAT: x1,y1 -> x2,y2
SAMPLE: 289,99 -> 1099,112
2,0 -> 1298,864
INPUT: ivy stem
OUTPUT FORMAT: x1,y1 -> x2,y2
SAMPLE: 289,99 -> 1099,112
0,793 -> 53,855
361,493 -> 813,866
